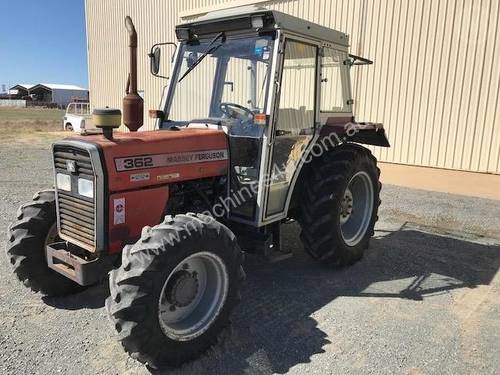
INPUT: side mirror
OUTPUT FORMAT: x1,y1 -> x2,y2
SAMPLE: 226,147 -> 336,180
151,47 -> 161,75
148,42 -> 177,79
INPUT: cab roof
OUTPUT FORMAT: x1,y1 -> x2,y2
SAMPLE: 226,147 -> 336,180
177,5 -> 349,48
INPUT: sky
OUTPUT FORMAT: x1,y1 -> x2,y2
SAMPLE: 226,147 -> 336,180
0,0 -> 88,90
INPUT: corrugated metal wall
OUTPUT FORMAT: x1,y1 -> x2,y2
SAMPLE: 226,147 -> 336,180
85,0 -> 500,174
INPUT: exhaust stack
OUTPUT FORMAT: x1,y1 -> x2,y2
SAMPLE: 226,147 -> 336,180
123,16 -> 143,132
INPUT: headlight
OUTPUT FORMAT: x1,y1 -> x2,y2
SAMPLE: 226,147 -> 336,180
56,173 -> 71,191
78,178 -> 94,198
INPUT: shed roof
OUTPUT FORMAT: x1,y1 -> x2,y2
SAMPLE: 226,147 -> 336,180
35,83 -> 88,91
9,83 -> 88,91
10,84 -> 36,90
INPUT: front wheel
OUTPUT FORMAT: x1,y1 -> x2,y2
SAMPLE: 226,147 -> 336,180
6,190 -> 83,296
106,213 -> 244,368
298,144 -> 381,266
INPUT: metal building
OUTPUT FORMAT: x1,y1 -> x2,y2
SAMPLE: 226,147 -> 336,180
8,84 -> 35,98
29,84 -> 89,107
85,0 -> 500,175
8,83 -> 88,107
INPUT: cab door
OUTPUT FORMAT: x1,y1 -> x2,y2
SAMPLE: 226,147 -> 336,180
263,39 -> 319,220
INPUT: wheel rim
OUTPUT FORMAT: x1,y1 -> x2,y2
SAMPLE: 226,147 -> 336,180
339,171 -> 374,246
43,223 -> 60,262
44,223 -> 59,247
158,252 -> 229,341
43,223 -> 59,260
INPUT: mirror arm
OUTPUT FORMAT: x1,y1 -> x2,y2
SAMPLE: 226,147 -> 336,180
344,54 -> 373,67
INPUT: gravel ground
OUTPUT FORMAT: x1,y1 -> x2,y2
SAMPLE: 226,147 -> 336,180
0,135 -> 499,374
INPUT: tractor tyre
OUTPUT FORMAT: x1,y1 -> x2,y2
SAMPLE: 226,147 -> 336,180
298,144 -> 381,266
106,213 -> 245,368
6,190 -> 83,296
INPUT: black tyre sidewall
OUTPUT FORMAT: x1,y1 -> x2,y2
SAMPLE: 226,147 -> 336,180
108,215 -> 243,368
298,145 -> 381,265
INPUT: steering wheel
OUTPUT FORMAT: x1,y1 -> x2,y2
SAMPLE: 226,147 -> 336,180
219,102 -> 254,124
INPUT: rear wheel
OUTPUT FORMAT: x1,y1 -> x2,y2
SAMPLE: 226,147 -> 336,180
106,213 -> 244,368
65,123 -> 73,131
298,144 -> 381,266
6,190 -> 83,296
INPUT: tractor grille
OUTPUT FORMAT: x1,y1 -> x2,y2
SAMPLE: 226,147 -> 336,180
53,146 -> 95,250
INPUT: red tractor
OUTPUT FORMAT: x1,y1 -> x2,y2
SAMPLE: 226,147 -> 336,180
7,6 -> 389,368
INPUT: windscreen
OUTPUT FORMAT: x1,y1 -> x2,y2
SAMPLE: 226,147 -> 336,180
168,35 -> 275,122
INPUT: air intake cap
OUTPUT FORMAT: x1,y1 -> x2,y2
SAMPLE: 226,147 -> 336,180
93,107 -> 121,140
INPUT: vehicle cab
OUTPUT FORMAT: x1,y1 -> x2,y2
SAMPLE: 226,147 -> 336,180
152,6 -> 386,227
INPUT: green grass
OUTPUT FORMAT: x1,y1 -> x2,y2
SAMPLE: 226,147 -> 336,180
0,107 -> 65,122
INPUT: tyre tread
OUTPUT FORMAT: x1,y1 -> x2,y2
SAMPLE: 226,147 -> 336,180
106,213 -> 243,368
298,144 -> 381,266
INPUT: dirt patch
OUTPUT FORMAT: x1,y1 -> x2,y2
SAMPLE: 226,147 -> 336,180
0,107 -> 68,144
0,130 -> 67,145
451,277 -> 500,370
0,120 -> 61,132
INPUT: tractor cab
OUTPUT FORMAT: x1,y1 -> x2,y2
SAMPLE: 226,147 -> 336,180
153,6 -> 382,227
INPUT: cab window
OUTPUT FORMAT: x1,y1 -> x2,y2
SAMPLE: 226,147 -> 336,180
320,47 -> 351,113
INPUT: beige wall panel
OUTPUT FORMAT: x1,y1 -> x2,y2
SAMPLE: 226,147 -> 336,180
428,0 -> 456,168
476,1 -> 496,171
86,0 -> 500,174
416,0 -> 440,167
478,0 -> 500,173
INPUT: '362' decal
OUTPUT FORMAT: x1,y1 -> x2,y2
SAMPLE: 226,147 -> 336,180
121,156 -> 153,170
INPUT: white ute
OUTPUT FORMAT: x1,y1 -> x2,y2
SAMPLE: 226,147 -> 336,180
63,102 -> 96,134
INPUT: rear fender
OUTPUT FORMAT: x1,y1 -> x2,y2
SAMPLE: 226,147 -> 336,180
319,118 -> 390,148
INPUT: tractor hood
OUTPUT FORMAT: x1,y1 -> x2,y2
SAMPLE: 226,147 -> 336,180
64,128 -> 228,192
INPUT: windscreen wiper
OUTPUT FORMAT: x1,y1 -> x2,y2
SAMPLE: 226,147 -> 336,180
178,32 -> 225,83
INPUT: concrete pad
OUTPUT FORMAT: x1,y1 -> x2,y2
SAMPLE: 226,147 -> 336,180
379,162 -> 500,201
